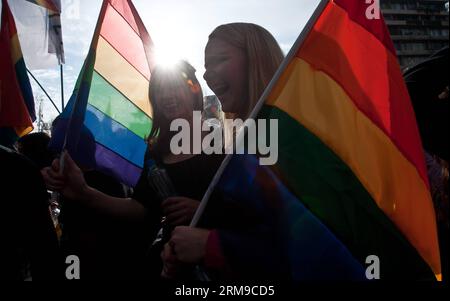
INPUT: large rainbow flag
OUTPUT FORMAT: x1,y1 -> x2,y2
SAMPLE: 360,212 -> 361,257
50,0 -> 155,187
0,0 -> 35,147
212,0 -> 441,280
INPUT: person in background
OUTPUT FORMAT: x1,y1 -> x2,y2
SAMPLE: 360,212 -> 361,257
404,46 -> 449,282
17,132 -> 55,170
0,145 -> 62,280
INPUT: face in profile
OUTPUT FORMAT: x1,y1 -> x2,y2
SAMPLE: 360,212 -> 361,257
154,81 -> 196,122
204,38 -> 248,115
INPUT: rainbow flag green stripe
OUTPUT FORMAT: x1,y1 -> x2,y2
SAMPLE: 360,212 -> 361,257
88,71 -> 152,140
260,105 -> 434,279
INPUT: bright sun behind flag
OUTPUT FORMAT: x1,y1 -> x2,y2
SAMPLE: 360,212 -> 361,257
153,26 -> 184,69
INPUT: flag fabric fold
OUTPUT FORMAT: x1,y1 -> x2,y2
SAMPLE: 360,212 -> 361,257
216,154 -> 366,280
49,0 -> 155,187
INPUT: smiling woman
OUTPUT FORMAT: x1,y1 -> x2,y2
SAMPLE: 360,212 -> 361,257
204,23 -> 284,119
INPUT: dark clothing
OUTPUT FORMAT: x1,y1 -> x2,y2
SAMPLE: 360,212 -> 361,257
133,149 -> 275,280
132,151 -> 225,279
0,145 -> 62,280
425,152 -> 449,282
404,46 -> 449,161
133,151 -> 250,229
133,153 -> 225,209
133,151 -> 226,233
59,170 -> 147,280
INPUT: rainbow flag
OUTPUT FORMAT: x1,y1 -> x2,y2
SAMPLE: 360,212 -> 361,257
213,0 -> 441,280
49,0 -> 155,187
0,0 -> 35,147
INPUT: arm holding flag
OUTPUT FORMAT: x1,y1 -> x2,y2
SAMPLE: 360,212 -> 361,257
42,152 -> 147,220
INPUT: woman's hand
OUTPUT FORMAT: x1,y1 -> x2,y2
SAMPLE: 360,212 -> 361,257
41,152 -> 88,200
161,197 -> 199,226
168,226 -> 210,264
160,242 -> 180,279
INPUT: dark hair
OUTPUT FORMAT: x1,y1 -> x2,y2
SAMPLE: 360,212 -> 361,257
147,60 -> 203,160
17,132 -> 55,169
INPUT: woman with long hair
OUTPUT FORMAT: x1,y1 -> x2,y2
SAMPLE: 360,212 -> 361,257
161,23 -> 286,279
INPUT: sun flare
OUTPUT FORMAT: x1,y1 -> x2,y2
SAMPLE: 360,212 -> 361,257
153,27 -> 184,69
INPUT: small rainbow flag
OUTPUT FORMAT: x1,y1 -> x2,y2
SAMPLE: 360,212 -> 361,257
0,0 -> 35,147
50,0 -> 155,187
213,0 -> 441,280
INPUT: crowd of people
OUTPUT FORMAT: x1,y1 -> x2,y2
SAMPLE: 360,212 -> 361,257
0,22 -> 448,282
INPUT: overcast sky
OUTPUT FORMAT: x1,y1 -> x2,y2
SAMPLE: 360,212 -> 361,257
2,0 -> 320,123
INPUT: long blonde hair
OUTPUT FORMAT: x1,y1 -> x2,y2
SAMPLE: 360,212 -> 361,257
208,23 -> 284,119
